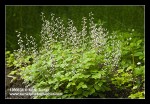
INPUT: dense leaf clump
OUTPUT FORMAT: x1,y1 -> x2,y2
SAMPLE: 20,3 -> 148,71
6,12 -> 144,99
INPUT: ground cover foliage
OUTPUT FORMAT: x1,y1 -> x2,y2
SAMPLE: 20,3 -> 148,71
6,8 -> 144,99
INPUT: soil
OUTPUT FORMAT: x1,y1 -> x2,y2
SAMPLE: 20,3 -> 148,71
5,66 -> 33,99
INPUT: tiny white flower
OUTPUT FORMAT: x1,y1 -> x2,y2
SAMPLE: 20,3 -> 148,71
137,62 -> 141,65
129,37 -> 132,40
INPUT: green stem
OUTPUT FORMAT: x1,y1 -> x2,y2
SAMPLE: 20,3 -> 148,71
131,50 -> 135,67
132,55 -> 135,66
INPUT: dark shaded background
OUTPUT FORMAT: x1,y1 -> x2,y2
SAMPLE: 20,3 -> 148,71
6,6 -> 144,51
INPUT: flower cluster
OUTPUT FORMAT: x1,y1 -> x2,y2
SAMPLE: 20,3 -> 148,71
89,12 -> 108,53
14,31 -> 38,63
103,32 -> 122,70
15,12 -> 122,72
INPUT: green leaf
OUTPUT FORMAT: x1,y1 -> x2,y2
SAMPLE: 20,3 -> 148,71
130,43 -> 135,47
121,61 -> 126,66
38,81 -> 47,86
82,84 -> 87,88
84,75 -> 90,78
133,86 -> 138,89
99,86 -> 105,92
128,91 -> 144,99
83,91 -> 89,97
61,77 -> 68,81
104,86 -> 111,91
6,51 -> 10,54
98,82 -> 103,87
48,79 -> 57,84
70,73 -> 80,81
83,63 -> 93,69
89,88 -> 95,94
65,72 -> 72,77
94,84 -> 100,90
78,74 -> 84,78
134,52 -> 143,57
54,83 -> 59,90
77,82 -> 86,90
71,82 -> 76,85
134,67 -> 144,76
62,95 -> 68,98
66,83 -> 71,88
139,56 -> 144,60
78,74 -> 90,79
127,84 -> 132,87
82,58 -> 92,64
137,40 -> 143,45
65,57 -> 73,62
117,69 -> 124,73
60,64 -> 66,68
56,56 -> 63,61
77,85 -> 81,90
123,50 -> 129,55
9,70 -> 17,75
13,60 -> 18,65
55,72 -> 62,77
73,89 -> 82,95
92,73 -> 101,79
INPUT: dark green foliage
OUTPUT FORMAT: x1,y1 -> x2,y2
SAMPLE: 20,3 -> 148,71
6,6 -> 144,99
6,6 -> 144,51
6,31 -> 144,99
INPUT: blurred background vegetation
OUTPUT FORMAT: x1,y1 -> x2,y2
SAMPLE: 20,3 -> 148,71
6,6 -> 144,52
